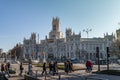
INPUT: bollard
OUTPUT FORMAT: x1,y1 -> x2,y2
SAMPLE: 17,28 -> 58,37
35,70 -> 38,78
58,73 -> 61,80
45,72 -> 46,80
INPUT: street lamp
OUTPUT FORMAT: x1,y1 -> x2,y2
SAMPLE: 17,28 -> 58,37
83,28 -> 92,60
83,28 -> 92,38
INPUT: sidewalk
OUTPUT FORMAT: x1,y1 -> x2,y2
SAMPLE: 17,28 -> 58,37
84,74 -> 120,80
8,69 -> 120,80
8,74 -> 24,80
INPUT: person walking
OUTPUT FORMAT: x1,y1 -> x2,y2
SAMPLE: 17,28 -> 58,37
41,62 -> 47,76
19,62 -> 24,76
1,63 -> 5,79
48,61 -> 52,74
28,61 -> 33,75
55,61 -> 58,74
7,62 -> 10,72
53,61 -> 58,75
4,63 -> 10,77
64,61 -> 69,74
69,60 -> 73,72
85,60 -> 93,72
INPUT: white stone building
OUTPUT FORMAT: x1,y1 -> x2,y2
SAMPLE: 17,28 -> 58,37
23,17 -> 115,62
23,32 -> 37,59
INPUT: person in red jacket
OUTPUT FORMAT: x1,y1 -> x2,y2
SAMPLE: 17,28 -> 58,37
86,60 -> 93,72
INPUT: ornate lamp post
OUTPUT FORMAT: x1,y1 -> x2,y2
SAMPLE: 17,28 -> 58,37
83,28 -> 92,38
83,28 -> 92,60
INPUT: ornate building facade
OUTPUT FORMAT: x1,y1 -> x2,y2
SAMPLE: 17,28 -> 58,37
23,17 -> 115,63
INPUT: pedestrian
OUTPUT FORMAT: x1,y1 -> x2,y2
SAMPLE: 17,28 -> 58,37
85,60 -> 93,72
1,63 -> 5,78
19,62 -> 24,76
4,63 -> 10,77
53,61 -> 56,76
28,61 -> 33,75
64,61 -> 69,74
7,62 -> 10,72
54,61 -> 58,74
51,61 -> 54,75
69,60 -> 73,72
41,62 -> 47,76
48,61 -> 52,74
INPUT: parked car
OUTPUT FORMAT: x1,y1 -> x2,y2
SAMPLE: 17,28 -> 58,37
117,59 -> 120,65
71,58 -> 79,63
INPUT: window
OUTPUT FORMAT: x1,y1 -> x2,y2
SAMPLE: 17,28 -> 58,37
52,35 -> 55,37
53,25 -> 56,31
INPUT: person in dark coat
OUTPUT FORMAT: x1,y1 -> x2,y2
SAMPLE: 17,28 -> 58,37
1,63 -> 5,78
64,61 -> 69,74
7,62 -> 10,71
1,63 -> 8,80
70,60 -> 74,72
55,61 -> 58,74
41,62 -> 47,76
53,61 -> 58,76
5,63 -> 10,77
49,62 -> 52,74
19,62 -> 24,76
51,61 -> 54,75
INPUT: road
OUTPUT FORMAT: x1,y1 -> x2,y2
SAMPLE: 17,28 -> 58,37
0,63 -> 119,80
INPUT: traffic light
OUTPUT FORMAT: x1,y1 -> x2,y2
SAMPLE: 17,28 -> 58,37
107,47 -> 110,57
107,47 -> 109,53
96,47 -> 99,58
96,53 -> 99,58
107,53 -> 110,57
96,47 -> 99,53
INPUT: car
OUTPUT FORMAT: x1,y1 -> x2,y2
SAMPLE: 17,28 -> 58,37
71,58 -> 79,63
117,59 -> 120,65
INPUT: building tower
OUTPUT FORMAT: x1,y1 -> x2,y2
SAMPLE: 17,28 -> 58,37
66,28 -> 72,37
116,29 -> 120,41
49,17 -> 63,39
66,28 -> 72,41
30,32 -> 36,44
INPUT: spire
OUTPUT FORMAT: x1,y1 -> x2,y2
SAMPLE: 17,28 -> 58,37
104,33 -> 105,37
45,35 -> 47,39
106,32 -> 108,36
79,31 -> 81,37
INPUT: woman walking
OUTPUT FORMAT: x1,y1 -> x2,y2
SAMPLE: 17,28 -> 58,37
19,62 -> 24,76
41,62 -> 47,76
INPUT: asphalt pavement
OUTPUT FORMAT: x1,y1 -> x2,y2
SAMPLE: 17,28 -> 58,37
1,63 -> 120,80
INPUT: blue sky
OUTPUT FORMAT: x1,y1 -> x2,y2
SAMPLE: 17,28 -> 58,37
0,0 -> 120,52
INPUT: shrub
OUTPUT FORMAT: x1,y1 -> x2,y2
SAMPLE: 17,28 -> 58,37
9,69 -> 16,74
57,65 -> 65,70
35,63 -> 86,70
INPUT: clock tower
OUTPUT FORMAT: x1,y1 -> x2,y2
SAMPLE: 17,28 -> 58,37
49,17 -> 63,39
